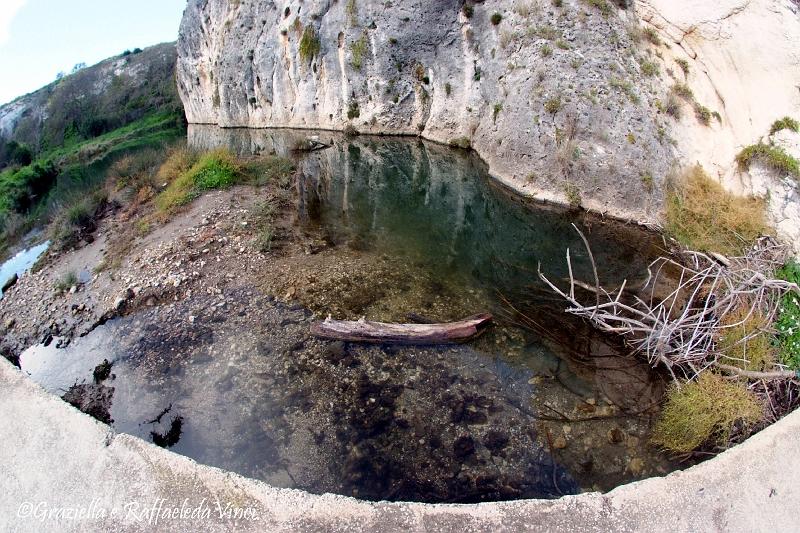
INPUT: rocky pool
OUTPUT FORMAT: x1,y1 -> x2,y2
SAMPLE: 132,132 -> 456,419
20,129 -> 682,502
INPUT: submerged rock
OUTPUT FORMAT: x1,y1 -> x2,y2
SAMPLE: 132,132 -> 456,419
62,383 -> 114,425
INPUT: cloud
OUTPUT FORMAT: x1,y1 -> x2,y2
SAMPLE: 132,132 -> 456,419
0,0 -> 27,46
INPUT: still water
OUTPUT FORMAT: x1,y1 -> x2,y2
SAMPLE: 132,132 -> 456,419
21,129 -> 675,502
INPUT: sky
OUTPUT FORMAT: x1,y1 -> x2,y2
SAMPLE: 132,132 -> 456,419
0,0 -> 187,105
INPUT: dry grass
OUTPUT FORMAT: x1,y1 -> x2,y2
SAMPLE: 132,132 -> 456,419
718,306 -> 776,372
651,373 -> 763,455
665,165 -> 770,256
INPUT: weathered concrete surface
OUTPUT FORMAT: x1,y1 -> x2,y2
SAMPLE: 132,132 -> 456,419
1,356 -> 798,532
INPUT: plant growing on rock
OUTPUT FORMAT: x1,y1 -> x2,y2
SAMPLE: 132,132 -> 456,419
735,143 -> 800,179
675,58 -> 690,76
666,165 -> 769,256
299,26 -> 321,63
769,116 -> 799,136
350,33 -> 369,70
563,182 -> 581,208
490,12 -> 503,25
544,96 -> 562,114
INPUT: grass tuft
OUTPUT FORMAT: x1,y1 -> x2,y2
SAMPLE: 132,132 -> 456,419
769,116 -> 799,136
735,143 -> 800,179
299,26 -> 321,63
651,373 -> 763,455
665,165 -> 769,256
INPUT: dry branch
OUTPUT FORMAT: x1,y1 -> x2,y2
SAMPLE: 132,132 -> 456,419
538,231 -> 799,381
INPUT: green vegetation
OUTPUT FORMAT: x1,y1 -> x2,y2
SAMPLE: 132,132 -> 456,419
350,33 -> 369,70
347,101 -> 361,120
640,59 -> 659,77
769,116 -> 799,136
490,12 -> 503,25
641,172 -> 654,192
610,77 -> 639,104
299,26 -> 321,63
563,182 -> 581,208
642,26 -> 661,45
346,0 -> 358,25
448,137 -> 471,150
675,58 -> 690,75
694,103 -> 712,126
54,270 -> 79,292
445,82 -> 452,97
462,4 -> 474,18
735,143 -> 800,179
584,0 -> 612,17
155,149 -> 294,214
666,165 -> 769,256
493,103 -> 503,123
541,44 -> 553,58
544,96 -> 562,114
251,200 -> 277,252
651,373 -> 763,455
671,82 -> 694,101
719,307 -> 776,372
775,261 -> 800,369
555,39 -> 570,50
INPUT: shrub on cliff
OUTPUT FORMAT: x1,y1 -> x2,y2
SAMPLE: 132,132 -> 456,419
736,143 -> 800,179
299,26 -> 321,63
665,165 -> 769,256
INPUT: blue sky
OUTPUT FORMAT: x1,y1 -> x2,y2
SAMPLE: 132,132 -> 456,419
0,0 -> 186,105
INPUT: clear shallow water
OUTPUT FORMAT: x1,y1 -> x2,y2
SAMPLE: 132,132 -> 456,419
0,240 -> 49,297
21,130 -> 675,502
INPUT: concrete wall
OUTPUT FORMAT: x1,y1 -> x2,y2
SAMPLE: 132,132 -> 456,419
1,356 -> 797,532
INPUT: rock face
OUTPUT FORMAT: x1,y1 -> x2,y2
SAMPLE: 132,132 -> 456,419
177,0 -> 676,222
637,0 -> 800,251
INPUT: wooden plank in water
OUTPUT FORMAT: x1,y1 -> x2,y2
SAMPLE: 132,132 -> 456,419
310,313 -> 493,344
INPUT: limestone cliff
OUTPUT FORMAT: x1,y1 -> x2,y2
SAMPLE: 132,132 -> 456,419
176,0 -> 800,234
637,0 -> 800,251
177,0 -> 676,223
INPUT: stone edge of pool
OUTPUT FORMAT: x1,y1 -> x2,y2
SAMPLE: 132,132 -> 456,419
1,356 -> 797,532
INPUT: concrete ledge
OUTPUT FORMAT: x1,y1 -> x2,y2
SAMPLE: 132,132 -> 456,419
1,356 -> 797,532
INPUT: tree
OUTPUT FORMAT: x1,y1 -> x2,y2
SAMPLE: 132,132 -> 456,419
70,62 -> 86,74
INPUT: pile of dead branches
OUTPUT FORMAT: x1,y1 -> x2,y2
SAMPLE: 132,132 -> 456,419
538,226 -> 800,382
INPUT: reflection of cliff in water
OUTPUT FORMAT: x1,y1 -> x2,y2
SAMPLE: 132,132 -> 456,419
188,125 -> 662,300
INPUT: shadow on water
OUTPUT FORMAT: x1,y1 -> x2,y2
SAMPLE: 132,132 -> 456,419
20,128 -> 679,502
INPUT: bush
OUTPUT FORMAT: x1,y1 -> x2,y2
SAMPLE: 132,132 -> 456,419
651,373 -> 763,455
155,149 -> 294,213
584,0 -> 612,17
675,58 -> 690,75
462,5 -> 474,18
299,26 -> 321,63
563,182 -> 581,208
769,116 -> 799,136
666,165 -> 769,256
350,33 -> 369,70
544,96 -> 562,114
490,12 -> 503,25
54,270 -> 79,292
156,149 -> 238,212
735,143 -> 800,179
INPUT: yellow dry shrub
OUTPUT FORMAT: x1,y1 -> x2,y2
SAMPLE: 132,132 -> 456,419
665,165 -> 770,256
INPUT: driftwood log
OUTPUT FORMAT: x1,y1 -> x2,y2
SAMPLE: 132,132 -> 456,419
310,313 -> 493,344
